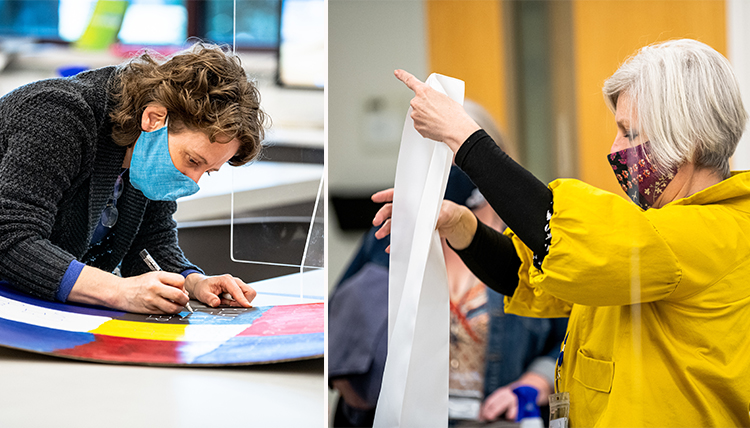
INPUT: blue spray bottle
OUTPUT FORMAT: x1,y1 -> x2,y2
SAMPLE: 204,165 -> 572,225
512,385 -> 544,428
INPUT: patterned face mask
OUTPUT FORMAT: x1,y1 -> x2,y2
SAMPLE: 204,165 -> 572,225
607,141 -> 676,210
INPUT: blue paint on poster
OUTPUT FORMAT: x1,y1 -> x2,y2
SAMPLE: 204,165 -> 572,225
0,317 -> 95,353
190,333 -> 324,364
175,306 -> 272,325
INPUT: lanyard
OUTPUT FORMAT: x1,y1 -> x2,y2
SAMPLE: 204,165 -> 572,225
556,331 -> 569,393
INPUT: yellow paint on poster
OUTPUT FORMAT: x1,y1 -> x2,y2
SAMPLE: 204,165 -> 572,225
90,320 -> 187,341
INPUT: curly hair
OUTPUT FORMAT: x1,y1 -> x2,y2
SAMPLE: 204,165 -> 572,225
110,43 -> 267,166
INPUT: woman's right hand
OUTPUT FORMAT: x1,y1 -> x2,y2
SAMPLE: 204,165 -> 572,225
372,188 -> 478,252
68,266 -> 189,314
115,271 -> 190,314
394,69 -> 481,152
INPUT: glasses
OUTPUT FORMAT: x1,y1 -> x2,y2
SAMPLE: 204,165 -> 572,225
100,174 -> 124,228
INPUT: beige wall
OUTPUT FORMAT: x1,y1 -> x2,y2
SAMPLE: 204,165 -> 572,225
426,1 -> 509,134
573,0 -> 727,193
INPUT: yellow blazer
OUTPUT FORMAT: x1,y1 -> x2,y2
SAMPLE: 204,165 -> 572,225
504,172 -> 750,427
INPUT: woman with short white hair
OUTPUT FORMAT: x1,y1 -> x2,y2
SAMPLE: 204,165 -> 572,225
604,39 -> 746,205
373,39 -> 750,425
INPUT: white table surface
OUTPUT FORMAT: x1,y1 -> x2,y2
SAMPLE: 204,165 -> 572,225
175,161 -> 324,222
0,271 -> 326,428
251,268 -> 325,306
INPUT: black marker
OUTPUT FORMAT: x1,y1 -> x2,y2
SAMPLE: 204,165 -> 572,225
139,249 -> 194,313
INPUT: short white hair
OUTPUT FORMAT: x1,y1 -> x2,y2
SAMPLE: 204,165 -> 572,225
603,39 -> 747,178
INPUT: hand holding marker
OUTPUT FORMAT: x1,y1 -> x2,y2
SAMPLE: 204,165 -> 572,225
139,249 -> 194,313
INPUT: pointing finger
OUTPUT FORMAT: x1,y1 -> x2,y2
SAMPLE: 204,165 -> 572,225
394,69 -> 425,93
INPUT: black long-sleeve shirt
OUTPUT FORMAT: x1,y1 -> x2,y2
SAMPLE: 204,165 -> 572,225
452,129 -> 553,296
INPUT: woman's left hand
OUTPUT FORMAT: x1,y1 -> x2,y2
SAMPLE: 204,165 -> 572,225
394,69 -> 481,152
185,273 -> 256,308
372,188 -> 478,251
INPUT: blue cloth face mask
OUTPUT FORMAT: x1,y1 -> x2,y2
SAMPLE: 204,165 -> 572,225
129,120 -> 200,201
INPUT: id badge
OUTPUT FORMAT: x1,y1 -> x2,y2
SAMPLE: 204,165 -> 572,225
448,390 -> 482,421
549,391 -> 570,428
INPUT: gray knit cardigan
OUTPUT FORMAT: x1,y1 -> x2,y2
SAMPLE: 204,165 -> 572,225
0,66 -> 202,301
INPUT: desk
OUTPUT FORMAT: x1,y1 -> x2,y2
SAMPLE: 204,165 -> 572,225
0,347 -> 323,427
0,271 -> 325,428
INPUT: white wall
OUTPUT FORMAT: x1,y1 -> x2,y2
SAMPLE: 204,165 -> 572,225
728,0 -> 750,170
328,0 -> 427,289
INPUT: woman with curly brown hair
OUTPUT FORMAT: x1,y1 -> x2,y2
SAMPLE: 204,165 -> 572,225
0,43 -> 268,314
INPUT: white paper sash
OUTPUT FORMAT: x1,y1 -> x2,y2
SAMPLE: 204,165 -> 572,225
374,74 -> 464,428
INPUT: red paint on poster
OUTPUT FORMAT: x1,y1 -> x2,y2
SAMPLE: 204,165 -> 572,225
56,334 -> 182,364
238,303 -> 323,337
